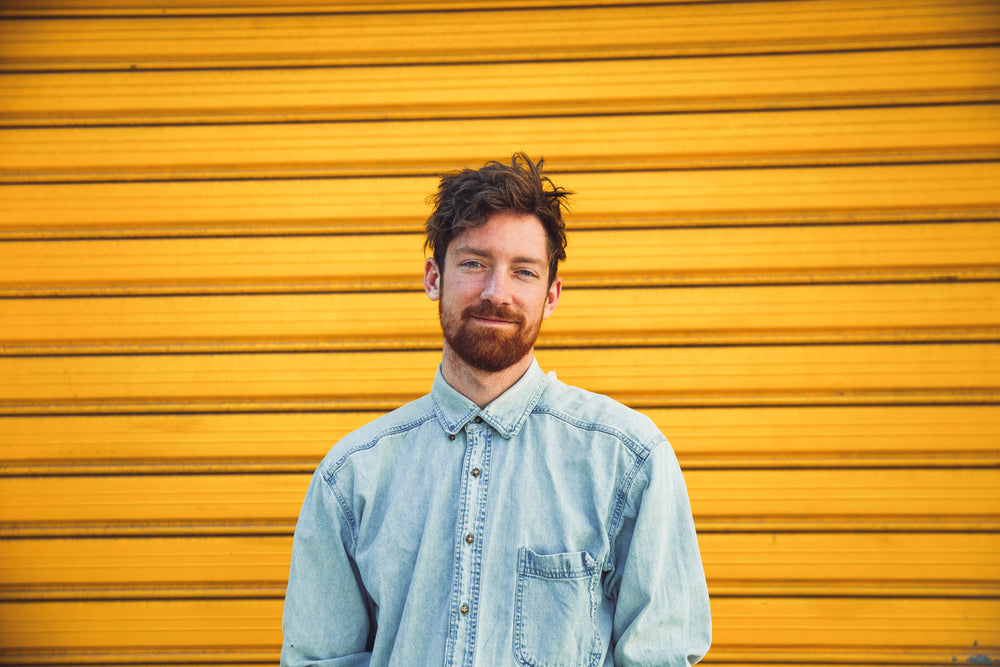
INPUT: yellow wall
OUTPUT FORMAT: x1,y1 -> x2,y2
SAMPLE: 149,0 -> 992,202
1,1 -> 999,664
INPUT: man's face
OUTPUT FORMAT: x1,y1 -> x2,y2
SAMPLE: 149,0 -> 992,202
424,211 -> 561,373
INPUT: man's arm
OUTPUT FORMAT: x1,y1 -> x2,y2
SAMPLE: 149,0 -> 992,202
609,443 -> 712,666
281,466 -> 374,667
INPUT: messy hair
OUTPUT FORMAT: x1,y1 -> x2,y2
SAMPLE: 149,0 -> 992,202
424,153 -> 571,285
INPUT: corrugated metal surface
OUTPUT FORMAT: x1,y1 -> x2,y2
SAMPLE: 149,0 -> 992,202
1,1 -> 998,664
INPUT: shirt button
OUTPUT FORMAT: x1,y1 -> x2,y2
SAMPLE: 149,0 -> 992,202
465,534 -> 475,544
471,467 -> 481,477
460,604 -> 470,615
473,416 -> 482,424
448,434 -> 456,441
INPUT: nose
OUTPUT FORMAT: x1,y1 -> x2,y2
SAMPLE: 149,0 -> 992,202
479,269 -> 512,304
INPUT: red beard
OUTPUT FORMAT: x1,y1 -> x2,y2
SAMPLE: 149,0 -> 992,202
440,300 -> 542,373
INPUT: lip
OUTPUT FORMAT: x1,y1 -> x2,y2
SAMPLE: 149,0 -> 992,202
471,316 -> 516,326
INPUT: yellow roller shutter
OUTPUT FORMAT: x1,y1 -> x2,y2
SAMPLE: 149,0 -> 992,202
1,1 -> 998,665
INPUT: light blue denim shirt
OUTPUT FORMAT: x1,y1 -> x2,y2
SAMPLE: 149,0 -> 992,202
282,359 -> 711,666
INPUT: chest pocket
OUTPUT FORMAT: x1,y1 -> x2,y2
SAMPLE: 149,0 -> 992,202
512,547 -> 602,667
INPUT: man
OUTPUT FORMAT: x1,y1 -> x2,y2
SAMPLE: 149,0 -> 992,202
281,154 -> 711,666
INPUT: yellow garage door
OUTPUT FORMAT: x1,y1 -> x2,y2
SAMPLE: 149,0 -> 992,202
1,1 -> 999,664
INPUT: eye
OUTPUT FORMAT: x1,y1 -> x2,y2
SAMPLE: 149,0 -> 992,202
460,260 -> 484,269
516,268 -> 539,279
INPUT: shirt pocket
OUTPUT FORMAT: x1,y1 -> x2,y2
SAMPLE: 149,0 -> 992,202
513,547 -> 602,667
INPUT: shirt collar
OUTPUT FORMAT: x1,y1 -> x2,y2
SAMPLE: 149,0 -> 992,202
431,358 -> 551,439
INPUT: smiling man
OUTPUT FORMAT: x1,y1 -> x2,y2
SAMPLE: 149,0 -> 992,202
281,154 -> 711,666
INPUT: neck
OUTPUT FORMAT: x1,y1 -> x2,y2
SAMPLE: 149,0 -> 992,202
440,344 -> 534,408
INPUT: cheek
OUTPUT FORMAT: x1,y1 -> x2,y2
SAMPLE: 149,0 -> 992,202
523,290 -> 551,316
446,275 -> 484,300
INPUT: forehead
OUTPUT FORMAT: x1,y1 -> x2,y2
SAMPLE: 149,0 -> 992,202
447,211 -> 548,261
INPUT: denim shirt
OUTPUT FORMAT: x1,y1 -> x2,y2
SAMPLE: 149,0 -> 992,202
282,359 -> 711,666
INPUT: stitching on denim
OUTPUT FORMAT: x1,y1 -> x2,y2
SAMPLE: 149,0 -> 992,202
586,563 -> 602,667
462,429 -> 491,665
501,370 -> 550,438
528,406 -> 664,545
605,449 -> 654,554
321,411 -> 436,547
530,406 -> 651,460
519,566 -> 593,579
513,547 -> 528,665
432,391 -> 478,434
514,547 -> 603,667
325,475 -> 359,546
325,411 -> 437,478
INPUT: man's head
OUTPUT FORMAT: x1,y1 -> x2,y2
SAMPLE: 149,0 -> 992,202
423,154 -> 571,375
424,153 -> 571,287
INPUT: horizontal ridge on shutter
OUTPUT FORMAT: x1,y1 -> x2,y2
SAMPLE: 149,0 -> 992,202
4,47 -> 999,127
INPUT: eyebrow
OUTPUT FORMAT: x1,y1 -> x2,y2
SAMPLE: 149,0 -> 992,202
453,245 -> 547,266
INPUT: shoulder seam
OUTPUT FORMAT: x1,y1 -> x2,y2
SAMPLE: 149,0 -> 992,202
320,410 -> 437,548
531,405 -> 668,572
607,443 -> 665,534
324,410 -> 438,482
325,474 -> 360,547
531,405 -> 659,460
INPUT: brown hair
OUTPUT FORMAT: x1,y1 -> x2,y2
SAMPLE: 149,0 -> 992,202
424,153 -> 571,285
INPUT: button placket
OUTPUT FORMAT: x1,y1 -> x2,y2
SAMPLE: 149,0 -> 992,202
447,420 -> 491,667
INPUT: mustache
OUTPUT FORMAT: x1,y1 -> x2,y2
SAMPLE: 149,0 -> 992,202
462,302 -> 525,325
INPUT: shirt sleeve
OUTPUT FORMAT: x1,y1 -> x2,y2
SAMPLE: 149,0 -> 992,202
281,464 -> 374,667
609,441 -> 712,666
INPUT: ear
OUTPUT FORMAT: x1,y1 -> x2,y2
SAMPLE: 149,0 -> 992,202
424,258 -> 441,301
542,276 -> 562,320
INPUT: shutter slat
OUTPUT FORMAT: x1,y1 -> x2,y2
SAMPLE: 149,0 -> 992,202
4,48 -> 999,127
0,0 -> 678,14
2,345 -> 998,413
5,105 -> 1000,183
3,163 -> 999,238
4,1 -> 998,71
3,223 -> 997,295
3,282 -> 999,354
1,406 -> 997,470
0,597 -> 996,661
2,533 -> 996,598
1,469 -> 997,532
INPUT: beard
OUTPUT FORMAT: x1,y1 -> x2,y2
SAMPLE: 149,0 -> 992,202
440,299 -> 543,373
